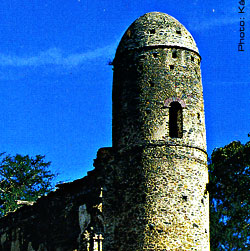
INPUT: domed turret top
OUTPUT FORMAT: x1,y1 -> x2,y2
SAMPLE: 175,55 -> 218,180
116,12 -> 199,55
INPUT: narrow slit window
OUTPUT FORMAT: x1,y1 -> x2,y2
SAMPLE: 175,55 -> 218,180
150,29 -> 155,34
172,51 -> 177,58
149,81 -> 154,87
169,102 -> 183,138
153,52 -> 158,58
139,54 -> 146,60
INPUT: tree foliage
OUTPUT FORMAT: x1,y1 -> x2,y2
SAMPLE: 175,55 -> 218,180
0,153 -> 56,216
209,138 -> 250,250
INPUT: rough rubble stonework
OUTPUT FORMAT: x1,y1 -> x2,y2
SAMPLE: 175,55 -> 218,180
0,12 -> 209,251
0,159 -> 106,251
104,12 -> 209,250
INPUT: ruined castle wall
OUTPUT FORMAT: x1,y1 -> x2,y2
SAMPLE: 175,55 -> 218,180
0,167 -> 104,251
0,12 -> 210,251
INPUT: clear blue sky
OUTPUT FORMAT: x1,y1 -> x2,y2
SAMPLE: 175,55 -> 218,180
0,0 -> 249,183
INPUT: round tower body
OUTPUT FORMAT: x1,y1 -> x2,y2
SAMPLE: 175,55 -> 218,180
105,12 -> 209,251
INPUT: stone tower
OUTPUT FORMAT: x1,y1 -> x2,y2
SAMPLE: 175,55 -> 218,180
103,12 -> 209,250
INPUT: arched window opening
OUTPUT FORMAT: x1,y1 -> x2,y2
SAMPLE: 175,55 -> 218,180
172,51 -> 177,58
169,102 -> 183,138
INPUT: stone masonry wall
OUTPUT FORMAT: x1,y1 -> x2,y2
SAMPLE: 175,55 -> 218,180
105,12 -> 210,250
103,146 -> 209,250
0,148 -> 110,251
0,12 -> 210,251
113,47 -> 205,151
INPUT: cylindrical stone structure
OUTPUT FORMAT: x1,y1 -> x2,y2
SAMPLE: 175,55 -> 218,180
104,12 -> 209,251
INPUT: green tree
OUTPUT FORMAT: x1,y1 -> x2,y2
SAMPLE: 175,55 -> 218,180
0,153 -> 56,216
209,138 -> 250,250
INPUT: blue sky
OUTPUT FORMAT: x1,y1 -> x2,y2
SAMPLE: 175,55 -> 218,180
0,0 -> 249,183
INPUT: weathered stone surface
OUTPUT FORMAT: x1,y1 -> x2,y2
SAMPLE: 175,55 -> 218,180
116,12 -> 199,54
0,159 -> 105,251
104,12 -> 209,251
0,12 -> 209,251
